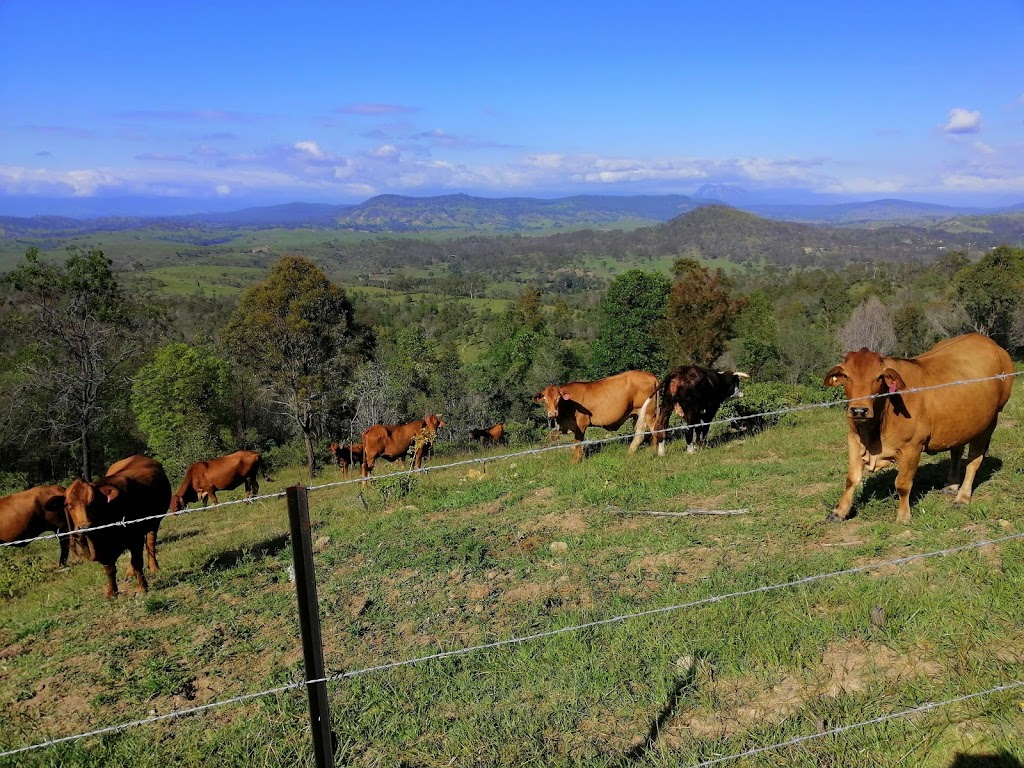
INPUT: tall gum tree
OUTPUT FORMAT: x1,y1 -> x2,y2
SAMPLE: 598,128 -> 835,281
223,256 -> 369,475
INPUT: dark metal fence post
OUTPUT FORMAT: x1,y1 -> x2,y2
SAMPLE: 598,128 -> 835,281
286,485 -> 335,768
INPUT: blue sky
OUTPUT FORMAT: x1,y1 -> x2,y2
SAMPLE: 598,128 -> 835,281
2,0 -> 1023,212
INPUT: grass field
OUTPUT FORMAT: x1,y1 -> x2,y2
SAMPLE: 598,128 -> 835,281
2,393 -> 1023,767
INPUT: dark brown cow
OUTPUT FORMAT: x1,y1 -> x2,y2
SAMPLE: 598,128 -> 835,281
362,414 -> 445,478
0,485 -> 69,567
64,455 -> 172,597
532,370 -> 658,462
170,450 -> 266,512
651,367 -> 750,456
470,423 -> 505,446
824,333 -> 1015,523
329,442 -> 364,477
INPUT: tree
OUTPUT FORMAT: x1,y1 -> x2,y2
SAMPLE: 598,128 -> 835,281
891,303 -> 931,357
4,246 -> 150,478
955,245 -> 1024,350
731,291 -> 786,380
662,258 -> 746,366
223,256 -> 369,475
131,343 -> 236,480
591,269 -> 670,376
839,296 -> 897,354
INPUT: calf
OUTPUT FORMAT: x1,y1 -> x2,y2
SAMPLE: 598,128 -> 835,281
329,442 -> 364,477
470,423 -> 505,446
0,485 -> 69,567
362,414 -> 445,479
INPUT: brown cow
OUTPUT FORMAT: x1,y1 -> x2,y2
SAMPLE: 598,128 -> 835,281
329,442 -> 364,477
532,370 -> 659,462
470,423 -> 505,446
0,485 -> 69,567
362,414 -> 445,479
64,455 -> 172,597
170,450 -> 266,512
824,333 -> 1015,523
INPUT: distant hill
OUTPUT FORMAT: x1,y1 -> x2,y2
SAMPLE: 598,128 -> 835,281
746,198 -> 986,224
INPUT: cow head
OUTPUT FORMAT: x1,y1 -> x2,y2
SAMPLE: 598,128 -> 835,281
425,413 -> 445,431
532,385 -> 564,420
719,371 -> 750,400
169,495 -> 185,513
824,349 -> 906,422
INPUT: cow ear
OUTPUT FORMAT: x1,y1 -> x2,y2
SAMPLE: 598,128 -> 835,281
881,368 -> 906,393
823,366 -> 845,387
98,484 -> 120,503
531,392 -> 544,404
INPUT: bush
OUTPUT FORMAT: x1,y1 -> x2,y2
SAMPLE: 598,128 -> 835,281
260,440 -> 307,474
502,419 -> 549,447
375,474 -> 417,503
719,382 -> 840,434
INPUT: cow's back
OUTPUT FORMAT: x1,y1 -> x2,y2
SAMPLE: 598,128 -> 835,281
562,370 -> 657,426
0,485 -> 65,542
893,334 -> 1014,449
106,455 -> 173,525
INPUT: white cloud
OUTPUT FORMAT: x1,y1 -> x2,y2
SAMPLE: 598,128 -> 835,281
215,184 -> 231,196
973,142 -> 995,155
943,108 -> 982,134
294,140 -> 325,158
367,144 -> 399,159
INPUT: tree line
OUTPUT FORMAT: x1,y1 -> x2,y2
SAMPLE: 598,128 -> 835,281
1,242 -> 1022,491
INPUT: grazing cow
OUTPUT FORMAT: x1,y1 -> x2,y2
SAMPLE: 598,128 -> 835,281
532,370 -> 659,462
0,485 -> 69,567
329,442 -> 364,477
470,423 -> 505,446
823,333 -> 1015,523
170,450 -> 267,512
362,414 -> 445,479
64,455 -> 172,597
651,367 -> 750,455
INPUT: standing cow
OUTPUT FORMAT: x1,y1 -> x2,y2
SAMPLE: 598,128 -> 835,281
329,442 -> 364,477
533,370 -> 658,462
0,485 -> 69,567
170,450 -> 267,512
362,414 -> 445,479
650,367 -> 750,455
470,423 -> 505,446
64,454 -> 172,597
824,333 -> 1014,523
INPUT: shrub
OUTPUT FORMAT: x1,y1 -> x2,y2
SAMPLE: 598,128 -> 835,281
719,382 -> 840,434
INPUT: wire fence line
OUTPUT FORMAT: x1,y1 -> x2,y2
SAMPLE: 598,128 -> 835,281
4,529 -> 1024,760
3,368 -> 1021,552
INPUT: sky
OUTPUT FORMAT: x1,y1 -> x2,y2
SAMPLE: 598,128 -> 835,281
1,0 -> 1023,214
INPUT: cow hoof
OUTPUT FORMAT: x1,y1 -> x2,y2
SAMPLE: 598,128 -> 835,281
825,511 -> 843,523
941,485 -> 960,496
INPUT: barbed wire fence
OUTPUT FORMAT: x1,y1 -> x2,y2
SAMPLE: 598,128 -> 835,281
1,370 -> 1022,765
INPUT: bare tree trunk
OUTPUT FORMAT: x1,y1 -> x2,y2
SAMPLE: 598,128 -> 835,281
81,426 -> 92,480
303,427 -> 318,478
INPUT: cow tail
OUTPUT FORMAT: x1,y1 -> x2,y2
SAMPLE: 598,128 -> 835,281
259,457 -> 274,482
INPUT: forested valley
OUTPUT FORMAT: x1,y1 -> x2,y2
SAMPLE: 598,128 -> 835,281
2,217 -> 1023,490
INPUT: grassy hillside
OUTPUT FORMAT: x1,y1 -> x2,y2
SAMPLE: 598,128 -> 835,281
2,389 -> 1023,767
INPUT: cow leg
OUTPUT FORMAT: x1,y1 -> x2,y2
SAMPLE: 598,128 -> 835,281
954,427 -> 994,507
58,533 -> 69,568
102,562 -> 119,598
684,426 -> 697,454
628,397 -> 654,454
249,477 -> 259,498
942,445 -> 965,495
145,529 -> 159,573
828,434 -> 866,522
128,542 -> 149,594
893,447 -> 922,523
207,490 -> 219,505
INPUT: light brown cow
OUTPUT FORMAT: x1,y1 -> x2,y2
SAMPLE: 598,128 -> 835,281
170,450 -> 266,512
532,370 -> 659,462
328,442 -> 364,477
362,414 -> 445,479
0,485 -> 69,567
64,455 -> 172,597
824,333 -> 1015,523
470,423 -> 505,446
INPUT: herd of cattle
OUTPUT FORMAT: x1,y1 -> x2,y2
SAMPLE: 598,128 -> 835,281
0,333 -> 1016,597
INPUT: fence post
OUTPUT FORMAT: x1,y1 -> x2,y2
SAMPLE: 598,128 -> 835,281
286,485 -> 335,768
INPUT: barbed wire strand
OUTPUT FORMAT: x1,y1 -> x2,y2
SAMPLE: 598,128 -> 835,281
6,528 -> 1022,759
3,369 -> 1020,551
684,679 -> 1024,768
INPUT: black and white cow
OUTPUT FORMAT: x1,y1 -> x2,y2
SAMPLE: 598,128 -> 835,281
649,366 -> 750,455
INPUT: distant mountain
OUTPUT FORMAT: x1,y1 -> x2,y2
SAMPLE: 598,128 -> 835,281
192,202 -> 358,226
693,184 -> 753,205
746,198 -> 986,224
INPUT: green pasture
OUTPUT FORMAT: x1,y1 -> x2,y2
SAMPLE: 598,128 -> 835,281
2,389 -> 1023,766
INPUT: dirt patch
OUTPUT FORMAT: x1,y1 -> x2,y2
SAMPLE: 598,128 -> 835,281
503,582 -> 552,603
465,583 -> 491,600
816,519 -> 869,549
627,547 -> 719,584
537,511 -> 587,534
425,499 -> 503,523
672,639 -> 943,739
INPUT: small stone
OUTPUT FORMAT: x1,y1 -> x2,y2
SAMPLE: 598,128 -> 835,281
313,536 -> 331,552
549,541 -> 569,555
870,605 -> 886,628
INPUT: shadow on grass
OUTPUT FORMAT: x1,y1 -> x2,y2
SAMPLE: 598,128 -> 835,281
617,655 -> 704,765
949,752 -> 1023,768
844,456 -> 1003,520
157,529 -> 200,546
202,533 -> 291,571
